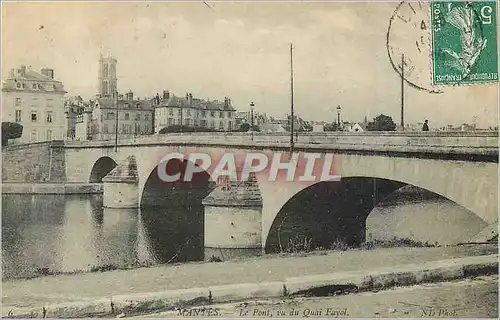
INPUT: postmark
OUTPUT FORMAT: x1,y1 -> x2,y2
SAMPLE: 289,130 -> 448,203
387,1 -> 443,93
431,1 -> 498,85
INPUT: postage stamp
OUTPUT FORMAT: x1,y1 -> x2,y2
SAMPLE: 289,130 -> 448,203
431,1 -> 498,85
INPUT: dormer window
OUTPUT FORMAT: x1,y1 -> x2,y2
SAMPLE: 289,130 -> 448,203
16,83 -> 21,89
32,84 -> 37,90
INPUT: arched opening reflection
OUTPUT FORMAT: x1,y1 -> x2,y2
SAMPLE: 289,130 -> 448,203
139,158 -> 214,264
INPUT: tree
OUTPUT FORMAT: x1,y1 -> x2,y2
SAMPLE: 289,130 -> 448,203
2,122 -> 23,146
238,122 -> 251,132
366,114 -> 396,131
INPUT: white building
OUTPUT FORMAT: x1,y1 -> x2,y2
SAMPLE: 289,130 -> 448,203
348,122 -> 367,132
1,65 -> 67,143
153,91 -> 236,133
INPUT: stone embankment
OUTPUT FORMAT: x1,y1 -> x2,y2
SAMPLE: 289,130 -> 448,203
2,246 -> 497,318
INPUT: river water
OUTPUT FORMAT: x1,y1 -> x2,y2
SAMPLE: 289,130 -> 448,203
2,187 -> 488,280
2,193 -> 206,280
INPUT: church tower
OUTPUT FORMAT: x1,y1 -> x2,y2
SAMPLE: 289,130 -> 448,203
98,53 -> 117,98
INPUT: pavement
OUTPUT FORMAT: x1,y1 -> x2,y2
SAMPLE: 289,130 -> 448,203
141,275 -> 498,318
2,245 -> 497,318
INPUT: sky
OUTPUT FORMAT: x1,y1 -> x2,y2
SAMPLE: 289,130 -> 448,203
2,1 -> 498,128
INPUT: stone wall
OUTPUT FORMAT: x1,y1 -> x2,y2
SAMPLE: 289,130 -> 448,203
2,141 -> 66,182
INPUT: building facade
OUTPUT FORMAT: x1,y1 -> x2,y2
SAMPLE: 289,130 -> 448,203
1,65 -> 67,143
154,91 -> 236,133
64,96 -> 88,139
90,91 -> 154,140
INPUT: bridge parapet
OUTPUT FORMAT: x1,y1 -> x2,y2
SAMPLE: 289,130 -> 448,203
61,132 -> 498,158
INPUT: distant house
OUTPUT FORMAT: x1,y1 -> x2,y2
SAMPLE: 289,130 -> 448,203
349,122 -> 367,132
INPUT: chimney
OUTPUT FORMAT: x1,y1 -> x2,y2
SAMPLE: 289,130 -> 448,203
224,97 -> 228,107
118,94 -> 124,100
9,69 -> 14,78
163,90 -> 170,100
126,90 -> 133,101
188,93 -> 193,106
41,68 -> 54,79
18,65 -> 27,76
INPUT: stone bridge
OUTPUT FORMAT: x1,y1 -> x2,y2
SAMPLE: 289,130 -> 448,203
2,132 -> 498,254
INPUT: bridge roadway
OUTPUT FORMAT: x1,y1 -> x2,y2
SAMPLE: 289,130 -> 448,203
2,131 -> 498,251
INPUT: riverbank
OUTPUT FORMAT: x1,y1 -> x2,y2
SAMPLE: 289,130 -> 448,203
2,244 -> 497,318
1,182 -> 102,194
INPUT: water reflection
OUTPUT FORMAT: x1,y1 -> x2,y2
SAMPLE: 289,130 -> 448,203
1,193 -> 206,280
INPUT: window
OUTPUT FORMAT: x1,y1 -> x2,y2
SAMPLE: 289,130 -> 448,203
46,111 -> 53,123
169,108 -> 174,116
220,112 -> 224,118
31,111 -> 38,122
219,121 -> 224,130
16,83 -> 21,89
210,111 -> 215,117
15,98 -> 21,106
32,84 -> 38,90
136,103 -> 140,109
201,111 -> 206,117
135,113 -> 140,121
185,119 -> 191,126
107,112 -> 114,120
31,130 -> 37,141
46,130 -> 52,141
103,124 -> 108,134
15,110 -> 22,122
187,109 -> 191,116
145,114 -> 149,121
167,118 -> 173,126
210,120 -> 215,128
228,121 -> 232,131
201,120 -> 207,127
178,109 -> 182,116
125,113 -> 130,120
228,112 -> 232,118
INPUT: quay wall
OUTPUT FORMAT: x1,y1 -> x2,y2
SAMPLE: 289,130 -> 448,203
2,141 -> 66,183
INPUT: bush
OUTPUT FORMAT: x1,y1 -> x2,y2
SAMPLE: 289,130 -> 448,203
207,255 -> 222,262
2,122 -> 23,146
158,125 -> 218,134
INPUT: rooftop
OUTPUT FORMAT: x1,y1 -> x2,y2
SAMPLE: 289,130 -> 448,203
1,65 -> 66,93
156,93 -> 236,111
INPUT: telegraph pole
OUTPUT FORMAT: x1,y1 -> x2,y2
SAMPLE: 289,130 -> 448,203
401,54 -> 405,131
289,43 -> 295,154
114,91 -> 119,152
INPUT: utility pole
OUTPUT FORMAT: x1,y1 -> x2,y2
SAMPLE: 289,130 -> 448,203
289,43 -> 295,154
401,54 -> 405,131
250,102 -> 255,141
114,91 -> 119,152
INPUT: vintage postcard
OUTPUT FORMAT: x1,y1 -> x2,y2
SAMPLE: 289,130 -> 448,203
1,0 -> 498,319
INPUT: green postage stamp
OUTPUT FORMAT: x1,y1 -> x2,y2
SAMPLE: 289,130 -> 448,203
431,1 -> 498,85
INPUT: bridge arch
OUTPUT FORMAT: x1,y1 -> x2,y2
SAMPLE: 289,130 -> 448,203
263,176 -> 487,253
89,156 -> 118,183
138,158 -> 214,264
